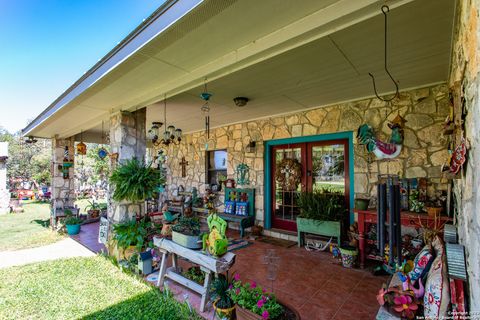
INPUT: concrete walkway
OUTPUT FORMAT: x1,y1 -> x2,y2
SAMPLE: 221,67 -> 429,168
0,238 -> 95,269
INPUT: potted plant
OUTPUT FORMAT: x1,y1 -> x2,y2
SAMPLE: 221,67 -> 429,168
85,200 -> 101,218
63,210 -> 83,235
171,216 -> 202,249
228,274 -> 299,320
112,218 -> 149,259
211,273 -> 235,320
109,158 -> 165,203
296,188 -> 346,246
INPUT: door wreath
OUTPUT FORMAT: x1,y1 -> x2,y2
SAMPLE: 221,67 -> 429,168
275,158 -> 302,191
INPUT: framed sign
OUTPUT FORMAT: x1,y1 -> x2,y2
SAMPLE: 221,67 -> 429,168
98,217 -> 109,244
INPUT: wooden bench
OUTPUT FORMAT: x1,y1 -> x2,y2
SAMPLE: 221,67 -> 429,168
219,188 -> 255,238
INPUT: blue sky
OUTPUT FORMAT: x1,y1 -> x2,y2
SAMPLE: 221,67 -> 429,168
0,0 -> 164,134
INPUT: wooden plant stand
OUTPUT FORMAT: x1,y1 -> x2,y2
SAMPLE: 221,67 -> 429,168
153,237 -> 236,312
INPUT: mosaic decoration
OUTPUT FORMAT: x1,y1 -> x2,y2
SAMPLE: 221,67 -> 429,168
449,138 -> 466,174
275,158 -> 302,191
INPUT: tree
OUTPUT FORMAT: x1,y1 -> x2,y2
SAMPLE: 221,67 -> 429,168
0,128 -> 52,188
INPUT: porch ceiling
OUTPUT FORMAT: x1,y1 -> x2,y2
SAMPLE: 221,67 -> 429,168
24,0 -> 455,140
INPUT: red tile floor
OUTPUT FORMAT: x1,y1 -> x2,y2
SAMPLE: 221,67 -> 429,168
146,232 -> 388,320
73,223 -> 387,319
69,221 -> 106,254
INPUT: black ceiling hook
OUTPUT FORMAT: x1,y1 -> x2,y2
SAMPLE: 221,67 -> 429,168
369,5 -> 399,102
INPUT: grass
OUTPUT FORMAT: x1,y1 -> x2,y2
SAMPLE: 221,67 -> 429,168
0,201 -> 64,251
0,256 -> 202,320
74,198 -> 107,214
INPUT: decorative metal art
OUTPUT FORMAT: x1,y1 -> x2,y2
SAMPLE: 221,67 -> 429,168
263,249 -> 280,292
275,158 -> 302,191
149,95 -> 182,147
179,156 -> 189,178
357,115 -> 407,160
368,5 -> 399,102
235,163 -> 250,186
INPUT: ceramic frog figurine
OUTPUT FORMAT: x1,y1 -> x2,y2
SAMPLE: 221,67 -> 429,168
202,214 -> 228,257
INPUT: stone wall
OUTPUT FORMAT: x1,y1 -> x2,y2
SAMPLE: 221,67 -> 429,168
51,137 -> 75,211
108,109 -> 147,223
158,83 -> 450,225
449,0 -> 480,311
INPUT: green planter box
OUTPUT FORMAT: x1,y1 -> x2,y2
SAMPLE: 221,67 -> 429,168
296,217 -> 341,247
171,231 -> 202,249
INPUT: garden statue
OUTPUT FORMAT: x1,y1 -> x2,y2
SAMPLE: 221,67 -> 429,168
202,213 -> 228,257
357,114 -> 407,159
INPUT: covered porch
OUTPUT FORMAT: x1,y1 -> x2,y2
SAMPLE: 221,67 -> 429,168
23,0 -> 479,318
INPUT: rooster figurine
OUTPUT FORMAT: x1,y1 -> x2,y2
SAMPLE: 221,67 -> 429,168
357,115 -> 407,159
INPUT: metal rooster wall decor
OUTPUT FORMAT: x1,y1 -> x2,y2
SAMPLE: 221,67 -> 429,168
357,114 -> 407,160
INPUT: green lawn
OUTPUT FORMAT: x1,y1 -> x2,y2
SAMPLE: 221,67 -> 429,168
0,256 -> 201,320
0,201 -> 64,251
74,198 -> 107,214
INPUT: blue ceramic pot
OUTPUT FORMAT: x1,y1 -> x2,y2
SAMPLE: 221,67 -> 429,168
66,224 -> 81,235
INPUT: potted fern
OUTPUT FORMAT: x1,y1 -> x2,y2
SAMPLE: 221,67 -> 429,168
296,188 -> 346,247
109,158 -> 165,203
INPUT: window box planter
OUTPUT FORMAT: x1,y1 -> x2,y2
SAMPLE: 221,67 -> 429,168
296,217 -> 341,247
171,231 -> 202,249
235,300 -> 301,320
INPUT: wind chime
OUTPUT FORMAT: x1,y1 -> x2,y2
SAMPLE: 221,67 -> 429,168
77,130 -> 87,170
200,79 -> 212,148
365,5 -> 402,273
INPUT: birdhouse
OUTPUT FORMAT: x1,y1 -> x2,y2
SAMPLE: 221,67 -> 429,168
138,251 -> 153,275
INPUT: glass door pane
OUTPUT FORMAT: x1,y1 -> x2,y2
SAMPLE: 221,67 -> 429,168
311,144 -> 345,194
272,145 -> 305,231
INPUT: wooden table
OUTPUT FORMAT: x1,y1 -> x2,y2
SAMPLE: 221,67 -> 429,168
355,210 -> 451,268
153,237 -> 236,312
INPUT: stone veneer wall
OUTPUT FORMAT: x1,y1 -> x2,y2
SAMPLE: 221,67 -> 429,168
108,110 -> 147,223
449,0 -> 480,311
51,138 -> 75,211
158,83 -> 450,229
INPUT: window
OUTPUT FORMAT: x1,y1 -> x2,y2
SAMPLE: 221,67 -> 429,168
206,149 -> 227,186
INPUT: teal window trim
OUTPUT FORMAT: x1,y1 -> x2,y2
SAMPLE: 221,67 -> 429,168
263,131 -> 355,229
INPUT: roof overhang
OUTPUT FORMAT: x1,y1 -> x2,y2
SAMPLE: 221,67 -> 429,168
23,0 -> 456,140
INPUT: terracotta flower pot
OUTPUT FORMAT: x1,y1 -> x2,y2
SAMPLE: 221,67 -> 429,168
213,299 -> 235,320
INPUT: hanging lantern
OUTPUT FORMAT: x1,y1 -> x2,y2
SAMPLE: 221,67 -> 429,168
98,147 -> 108,160
76,142 -> 87,155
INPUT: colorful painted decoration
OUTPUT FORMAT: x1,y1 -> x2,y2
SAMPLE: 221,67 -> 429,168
76,141 -> 87,155
98,147 -> 108,160
449,138 -> 466,174
357,114 -> 407,159
275,158 -> 302,191
202,213 -> 228,256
